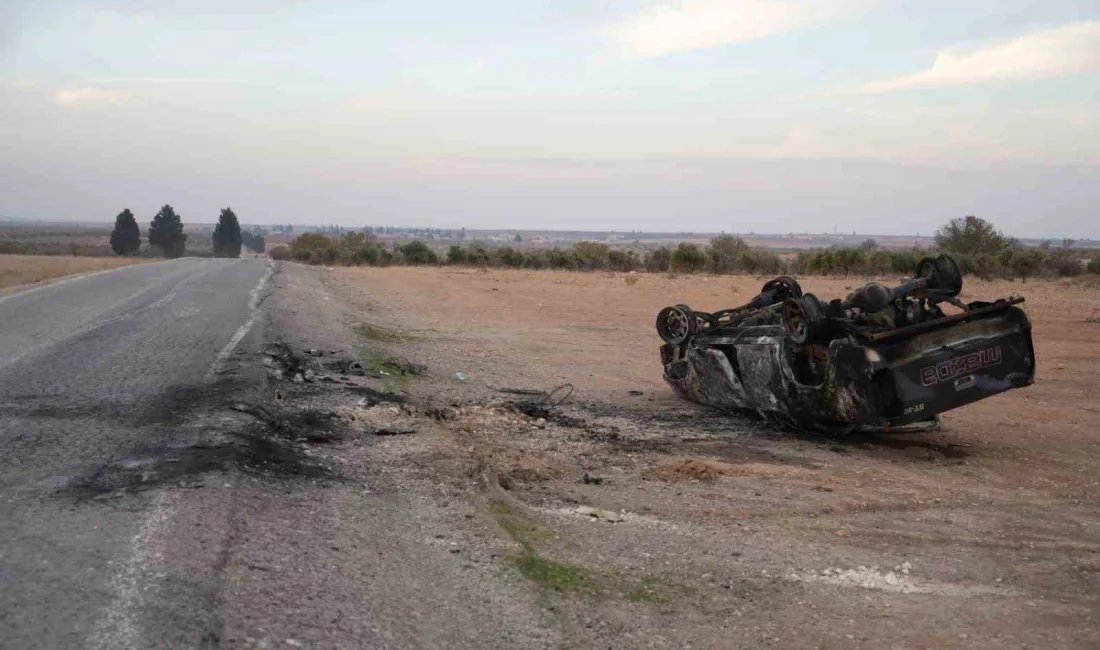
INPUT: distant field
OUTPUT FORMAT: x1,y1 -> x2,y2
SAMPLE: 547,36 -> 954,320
0,254 -> 149,290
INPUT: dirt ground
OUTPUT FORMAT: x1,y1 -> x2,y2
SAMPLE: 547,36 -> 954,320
0,254 -> 149,290
311,265 -> 1100,649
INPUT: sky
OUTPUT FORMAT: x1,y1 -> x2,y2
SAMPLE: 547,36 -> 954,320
1,0 -> 1097,238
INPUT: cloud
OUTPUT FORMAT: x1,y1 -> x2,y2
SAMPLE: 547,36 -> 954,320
850,21 -> 1100,93
53,87 -> 130,107
87,77 -> 224,85
610,0 -> 864,58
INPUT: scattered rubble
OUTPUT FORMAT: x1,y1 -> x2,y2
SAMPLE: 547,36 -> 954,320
785,562 -> 1014,596
574,505 -> 624,523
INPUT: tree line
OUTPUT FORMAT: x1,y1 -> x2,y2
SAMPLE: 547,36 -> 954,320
272,215 -> 1100,280
109,206 -> 265,258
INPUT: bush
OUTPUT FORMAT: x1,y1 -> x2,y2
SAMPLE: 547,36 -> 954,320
447,245 -> 468,265
734,248 -> 783,275
466,242 -> 492,266
834,248 -> 868,277
269,245 -> 291,261
547,247 -> 578,270
291,233 -> 337,264
496,246 -> 525,268
401,240 -> 438,265
1088,254 -> 1100,275
1002,247 -> 1046,282
608,249 -> 640,272
670,243 -> 705,273
572,241 -> 610,270
523,250 -> 549,270
645,247 -> 672,273
1042,241 -> 1084,277
706,234 -> 749,274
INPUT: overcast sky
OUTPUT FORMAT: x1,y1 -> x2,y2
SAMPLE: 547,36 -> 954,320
1,0 -> 1097,237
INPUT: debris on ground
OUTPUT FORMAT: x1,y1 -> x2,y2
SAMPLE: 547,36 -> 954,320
385,357 -> 428,376
368,426 -> 418,436
574,505 -> 624,523
582,472 -> 604,486
656,458 -> 731,481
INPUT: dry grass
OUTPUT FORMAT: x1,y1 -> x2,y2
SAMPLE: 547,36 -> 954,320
0,254 -> 149,290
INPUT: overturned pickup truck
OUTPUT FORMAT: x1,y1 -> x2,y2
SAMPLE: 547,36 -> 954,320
656,255 -> 1035,432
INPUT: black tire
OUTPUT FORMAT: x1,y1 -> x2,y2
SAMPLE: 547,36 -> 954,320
781,294 -> 825,345
762,276 -> 803,300
916,254 -> 963,297
656,304 -> 698,344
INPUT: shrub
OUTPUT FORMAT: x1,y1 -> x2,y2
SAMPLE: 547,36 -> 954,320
706,234 -> 749,274
523,250 -> 549,270
269,245 -> 291,261
670,243 -> 705,273
645,247 -> 672,273
608,249 -> 640,272
447,245 -> 468,265
401,240 -> 438,265
466,242 -> 492,266
290,233 -> 337,264
496,246 -> 525,268
572,241 -> 610,271
834,248 -> 868,277
1042,241 -> 1084,277
547,247 -> 578,270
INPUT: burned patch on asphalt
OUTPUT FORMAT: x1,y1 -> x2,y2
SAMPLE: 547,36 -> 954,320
58,428 -> 335,501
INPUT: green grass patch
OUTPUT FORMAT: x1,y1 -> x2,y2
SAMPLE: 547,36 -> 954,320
354,322 -> 418,344
513,552 -> 596,593
495,510 -> 597,594
627,576 -> 666,603
492,502 -> 679,602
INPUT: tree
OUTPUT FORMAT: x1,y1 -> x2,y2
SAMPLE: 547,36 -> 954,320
860,238 -> 879,251
934,216 -> 1010,256
241,230 -> 266,254
513,233 -> 523,243
148,205 -> 187,258
109,208 -> 141,256
212,208 -> 243,258
706,234 -> 749,274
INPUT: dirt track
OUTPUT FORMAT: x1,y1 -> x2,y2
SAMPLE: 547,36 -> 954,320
321,266 -> 1100,649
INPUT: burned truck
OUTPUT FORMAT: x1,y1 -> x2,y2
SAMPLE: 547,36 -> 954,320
656,255 -> 1035,432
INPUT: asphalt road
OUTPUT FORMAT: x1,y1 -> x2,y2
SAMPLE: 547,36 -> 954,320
0,258 -> 271,649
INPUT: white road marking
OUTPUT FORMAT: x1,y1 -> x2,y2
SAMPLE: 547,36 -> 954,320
206,260 -> 274,380
0,260 -> 218,373
89,491 -> 176,650
0,261 -> 167,307
89,259 -> 275,649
